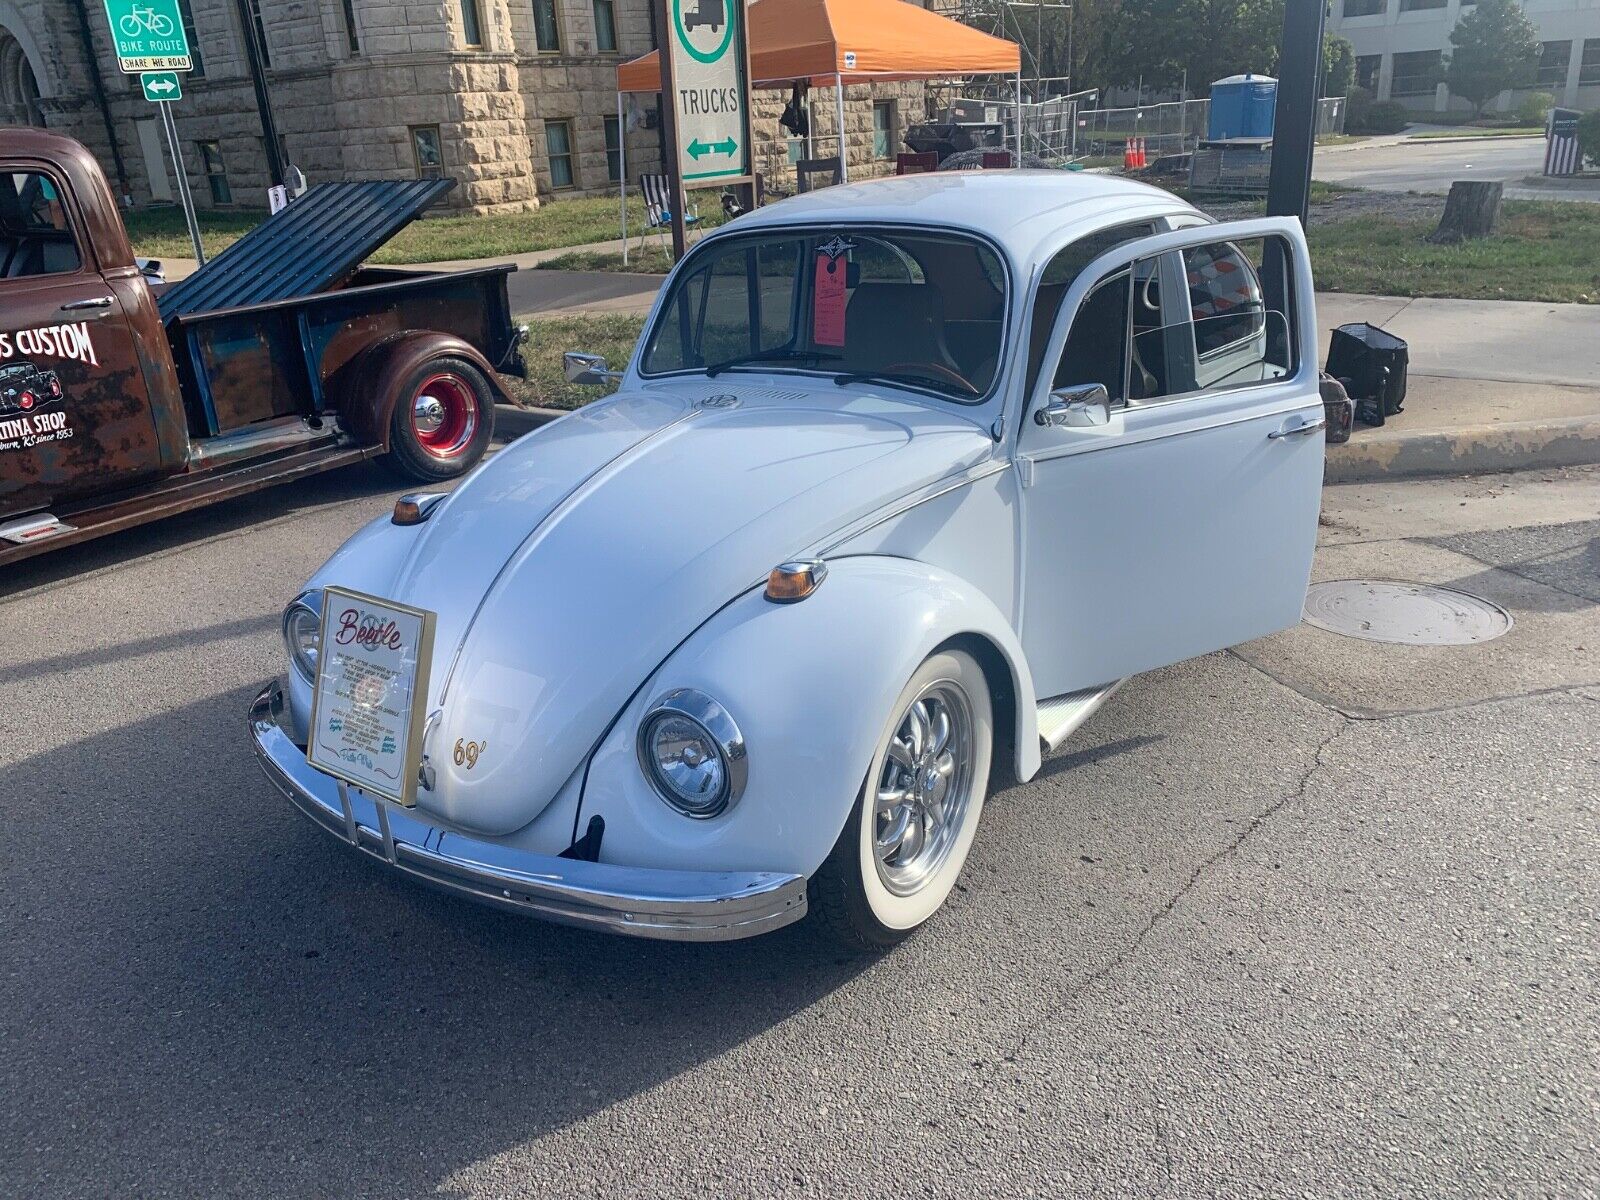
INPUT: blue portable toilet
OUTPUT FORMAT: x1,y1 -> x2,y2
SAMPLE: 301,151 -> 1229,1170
1208,74 -> 1277,141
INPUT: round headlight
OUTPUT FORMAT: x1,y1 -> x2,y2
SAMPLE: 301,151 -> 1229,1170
282,591 -> 323,680
636,690 -> 747,819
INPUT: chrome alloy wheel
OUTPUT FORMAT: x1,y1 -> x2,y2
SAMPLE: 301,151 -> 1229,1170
873,680 -> 975,897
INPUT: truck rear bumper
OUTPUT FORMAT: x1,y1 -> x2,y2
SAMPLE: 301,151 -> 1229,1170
248,681 -> 808,941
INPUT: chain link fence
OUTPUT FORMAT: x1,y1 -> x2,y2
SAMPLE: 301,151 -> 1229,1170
996,96 -> 1348,165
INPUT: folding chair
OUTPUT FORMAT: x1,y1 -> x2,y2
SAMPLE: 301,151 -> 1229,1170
795,157 -> 843,194
896,152 -> 938,175
638,173 -> 698,253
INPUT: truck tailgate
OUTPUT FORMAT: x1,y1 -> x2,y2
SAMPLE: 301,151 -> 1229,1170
156,178 -> 457,322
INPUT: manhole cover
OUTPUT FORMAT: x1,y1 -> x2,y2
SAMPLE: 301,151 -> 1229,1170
1302,580 -> 1513,645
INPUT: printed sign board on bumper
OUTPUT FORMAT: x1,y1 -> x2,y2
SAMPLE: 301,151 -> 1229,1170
307,587 -> 436,807
666,0 -> 751,186
102,0 -> 192,72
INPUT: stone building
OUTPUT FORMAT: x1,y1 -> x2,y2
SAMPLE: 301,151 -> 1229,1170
0,0 -> 932,215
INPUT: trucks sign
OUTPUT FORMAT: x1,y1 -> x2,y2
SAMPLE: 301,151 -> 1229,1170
665,0 -> 751,186
102,0 -> 192,73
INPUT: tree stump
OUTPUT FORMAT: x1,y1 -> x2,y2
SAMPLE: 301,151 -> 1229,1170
1427,180 -> 1504,244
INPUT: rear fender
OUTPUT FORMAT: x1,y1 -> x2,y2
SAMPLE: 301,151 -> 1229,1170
336,330 -> 509,449
580,556 -> 1041,879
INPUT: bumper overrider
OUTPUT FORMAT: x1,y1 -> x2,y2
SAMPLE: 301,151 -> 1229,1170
248,681 -> 807,941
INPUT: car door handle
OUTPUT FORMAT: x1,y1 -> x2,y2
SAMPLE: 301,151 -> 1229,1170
59,296 -> 114,316
1268,415 -> 1326,440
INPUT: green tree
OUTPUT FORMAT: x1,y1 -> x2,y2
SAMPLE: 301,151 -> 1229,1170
1100,0 -> 1284,93
1322,33 -> 1355,97
1443,0 -> 1540,117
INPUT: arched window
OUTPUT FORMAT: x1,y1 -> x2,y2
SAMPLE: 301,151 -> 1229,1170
0,29 -> 45,127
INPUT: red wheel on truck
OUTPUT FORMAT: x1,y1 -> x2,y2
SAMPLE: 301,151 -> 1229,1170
409,371 -> 478,458
382,355 -> 495,483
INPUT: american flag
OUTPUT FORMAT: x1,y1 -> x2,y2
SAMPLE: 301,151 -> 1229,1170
1544,108 -> 1582,177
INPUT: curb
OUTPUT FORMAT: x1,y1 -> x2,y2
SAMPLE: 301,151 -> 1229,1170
495,404 -> 569,439
1325,415 -> 1600,484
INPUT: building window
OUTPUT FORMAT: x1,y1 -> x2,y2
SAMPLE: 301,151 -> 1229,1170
460,0 -> 484,46
197,141 -> 231,204
1355,54 -> 1381,91
533,0 -> 561,52
545,120 -> 576,188
872,100 -> 896,158
592,0 -> 617,52
603,114 -> 622,181
1390,49 -> 1441,95
341,0 -> 361,54
410,126 -> 444,179
177,0 -> 205,76
244,0 -> 271,68
1342,0 -> 1383,17
1397,0 -> 1445,11
1536,41 -> 1571,89
1581,39 -> 1600,86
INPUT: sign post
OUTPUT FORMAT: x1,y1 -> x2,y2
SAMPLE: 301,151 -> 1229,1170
103,1 -> 203,265
653,0 -> 755,259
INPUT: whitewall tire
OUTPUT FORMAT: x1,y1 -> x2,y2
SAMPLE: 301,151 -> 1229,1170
811,648 -> 993,950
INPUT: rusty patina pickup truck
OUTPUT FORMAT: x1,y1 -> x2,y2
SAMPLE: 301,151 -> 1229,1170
0,128 -> 526,563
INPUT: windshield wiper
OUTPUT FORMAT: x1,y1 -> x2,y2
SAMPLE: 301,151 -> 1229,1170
704,348 -> 841,377
832,369 -> 978,397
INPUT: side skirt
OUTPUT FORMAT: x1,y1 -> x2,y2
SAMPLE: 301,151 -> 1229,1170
1036,679 -> 1127,754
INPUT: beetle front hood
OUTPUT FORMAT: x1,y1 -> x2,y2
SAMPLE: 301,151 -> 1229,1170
385,385 -> 995,835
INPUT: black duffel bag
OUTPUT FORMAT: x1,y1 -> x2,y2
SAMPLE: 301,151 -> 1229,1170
1327,322 -> 1408,427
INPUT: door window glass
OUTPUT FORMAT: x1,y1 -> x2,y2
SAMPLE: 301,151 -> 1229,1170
1132,237 -> 1294,402
0,171 -> 82,277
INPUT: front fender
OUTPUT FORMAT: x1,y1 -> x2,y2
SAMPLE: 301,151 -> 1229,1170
581,556 -> 1041,879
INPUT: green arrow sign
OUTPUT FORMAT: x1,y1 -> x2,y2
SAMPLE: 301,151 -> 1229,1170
102,0 -> 192,73
140,71 -> 182,101
686,137 -> 737,161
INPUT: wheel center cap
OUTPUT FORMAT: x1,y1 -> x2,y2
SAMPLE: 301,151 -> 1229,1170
414,394 -> 446,433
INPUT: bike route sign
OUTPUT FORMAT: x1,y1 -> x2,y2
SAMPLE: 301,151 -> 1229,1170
103,0 -> 193,73
665,0 -> 750,186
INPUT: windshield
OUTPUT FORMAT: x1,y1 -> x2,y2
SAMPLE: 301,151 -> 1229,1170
639,228 -> 1009,402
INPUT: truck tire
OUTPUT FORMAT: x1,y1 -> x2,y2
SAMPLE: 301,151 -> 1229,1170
381,356 -> 495,482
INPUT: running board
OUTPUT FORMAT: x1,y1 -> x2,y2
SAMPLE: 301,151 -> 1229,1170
1036,679 -> 1126,753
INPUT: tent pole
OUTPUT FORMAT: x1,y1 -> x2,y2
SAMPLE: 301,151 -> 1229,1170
1015,72 -> 1024,161
835,73 -> 848,182
619,90 -> 629,266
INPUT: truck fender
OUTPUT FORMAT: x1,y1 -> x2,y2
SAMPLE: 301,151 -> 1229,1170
578,555 -> 1042,880
337,330 -> 510,449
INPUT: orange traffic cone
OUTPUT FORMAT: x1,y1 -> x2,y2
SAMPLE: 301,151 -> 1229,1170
1123,140 -> 1135,170
1136,138 -> 1147,168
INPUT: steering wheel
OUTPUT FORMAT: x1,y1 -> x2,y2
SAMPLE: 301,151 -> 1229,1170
883,360 -> 982,397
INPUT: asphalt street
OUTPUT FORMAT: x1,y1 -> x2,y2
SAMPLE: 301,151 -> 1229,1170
2,455 -> 1597,1198
1313,134 -> 1593,203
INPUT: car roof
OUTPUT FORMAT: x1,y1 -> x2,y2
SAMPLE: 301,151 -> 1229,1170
724,170 -> 1200,265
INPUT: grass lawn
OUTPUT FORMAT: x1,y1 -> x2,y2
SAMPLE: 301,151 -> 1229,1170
1308,200 -> 1600,303
124,194 -> 727,264
501,313 -> 646,410
1315,134 -> 1372,146
1408,127 -> 1544,140
535,242 -> 678,274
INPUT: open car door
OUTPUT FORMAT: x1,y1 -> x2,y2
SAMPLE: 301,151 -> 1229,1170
1015,217 -> 1323,699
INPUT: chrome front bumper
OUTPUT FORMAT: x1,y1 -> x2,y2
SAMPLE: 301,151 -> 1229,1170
248,681 -> 808,941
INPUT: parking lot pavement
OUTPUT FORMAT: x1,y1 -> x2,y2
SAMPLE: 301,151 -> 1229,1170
2,464 -> 1596,1198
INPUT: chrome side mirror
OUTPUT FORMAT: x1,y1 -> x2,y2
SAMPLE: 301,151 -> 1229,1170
563,351 -> 623,385
1035,383 -> 1112,428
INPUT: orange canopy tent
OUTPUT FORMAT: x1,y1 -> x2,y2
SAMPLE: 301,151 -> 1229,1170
616,0 -> 1021,92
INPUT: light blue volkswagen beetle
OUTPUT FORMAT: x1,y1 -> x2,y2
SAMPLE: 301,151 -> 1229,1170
251,171 -> 1326,948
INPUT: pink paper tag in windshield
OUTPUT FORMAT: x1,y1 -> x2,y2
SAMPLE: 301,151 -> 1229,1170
813,253 -> 847,347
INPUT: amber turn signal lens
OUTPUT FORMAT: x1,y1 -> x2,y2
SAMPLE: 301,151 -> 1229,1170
392,498 -> 426,526
764,559 -> 829,603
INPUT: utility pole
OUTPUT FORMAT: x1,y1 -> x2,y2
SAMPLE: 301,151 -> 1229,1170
1265,0 -> 1327,224
232,0 -> 285,187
